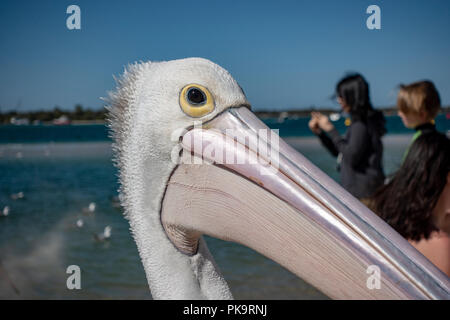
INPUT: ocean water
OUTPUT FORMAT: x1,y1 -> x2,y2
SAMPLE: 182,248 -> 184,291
0,115 -> 449,299
0,113 -> 449,143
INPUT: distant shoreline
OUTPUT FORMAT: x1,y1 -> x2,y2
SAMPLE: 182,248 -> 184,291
1,106 -> 449,125
254,107 -> 450,119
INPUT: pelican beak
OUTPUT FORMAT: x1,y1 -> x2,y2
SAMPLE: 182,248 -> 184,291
162,106 -> 450,299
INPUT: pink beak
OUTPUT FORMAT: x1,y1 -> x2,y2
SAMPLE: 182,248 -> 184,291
161,106 -> 450,299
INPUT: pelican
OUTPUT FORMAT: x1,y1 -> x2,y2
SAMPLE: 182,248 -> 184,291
82,202 -> 96,215
94,226 -> 112,242
1,206 -> 10,217
76,218 -> 84,228
10,192 -> 24,200
107,57 -> 449,300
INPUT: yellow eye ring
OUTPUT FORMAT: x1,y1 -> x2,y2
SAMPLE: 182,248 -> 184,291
179,84 -> 215,118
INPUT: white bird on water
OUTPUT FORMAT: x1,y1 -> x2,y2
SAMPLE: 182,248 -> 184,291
82,202 -> 96,214
107,57 -> 449,300
94,226 -> 112,242
10,192 -> 24,200
76,218 -> 84,228
1,206 -> 10,217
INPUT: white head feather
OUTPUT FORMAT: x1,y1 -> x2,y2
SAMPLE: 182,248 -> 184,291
106,57 -> 248,299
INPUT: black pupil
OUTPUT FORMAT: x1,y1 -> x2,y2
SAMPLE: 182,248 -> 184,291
187,88 -> 205,105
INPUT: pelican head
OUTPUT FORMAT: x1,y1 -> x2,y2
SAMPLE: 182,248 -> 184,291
107,57 -> 449,299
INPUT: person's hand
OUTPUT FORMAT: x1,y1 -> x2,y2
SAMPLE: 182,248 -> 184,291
308,115 -> 321,135
312,112 -> 334,132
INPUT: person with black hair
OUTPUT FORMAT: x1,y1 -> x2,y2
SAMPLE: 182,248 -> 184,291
369,132 -> 450,276
309,74 -> 386,199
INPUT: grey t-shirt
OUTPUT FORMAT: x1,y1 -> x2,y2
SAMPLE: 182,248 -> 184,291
317,120 -> 385,199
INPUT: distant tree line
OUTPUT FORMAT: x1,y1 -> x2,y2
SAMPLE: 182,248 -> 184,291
0,105 -> 107,124
0,104 -> 448,124
255,105 -> 450,119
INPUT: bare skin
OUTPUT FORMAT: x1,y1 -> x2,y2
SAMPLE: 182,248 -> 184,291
308,97 -> 350,134
433,173 -> 450,235
308,115 -> 321,134
397,109 -> 431,129
411,173 -> 450,277
309,112 -> 333,133
410,232 -> 450,278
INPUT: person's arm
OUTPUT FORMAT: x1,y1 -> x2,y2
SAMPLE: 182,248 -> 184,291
327,122 -> 368,168
317,130 -> 339,157
310,112 -> 339,157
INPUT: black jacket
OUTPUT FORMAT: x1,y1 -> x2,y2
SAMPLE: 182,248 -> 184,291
317,112 -> 385,199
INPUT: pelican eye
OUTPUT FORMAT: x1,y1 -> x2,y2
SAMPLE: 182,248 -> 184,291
187,88 -> 206,105
180,84 -> 215,117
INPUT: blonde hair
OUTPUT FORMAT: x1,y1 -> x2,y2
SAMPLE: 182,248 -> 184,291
397,80 -> 441,119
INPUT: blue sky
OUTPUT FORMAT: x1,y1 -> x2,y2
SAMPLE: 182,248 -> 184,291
0,0 -> 449,111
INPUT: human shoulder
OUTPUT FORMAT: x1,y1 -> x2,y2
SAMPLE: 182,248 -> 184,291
409,232 -> 450,277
